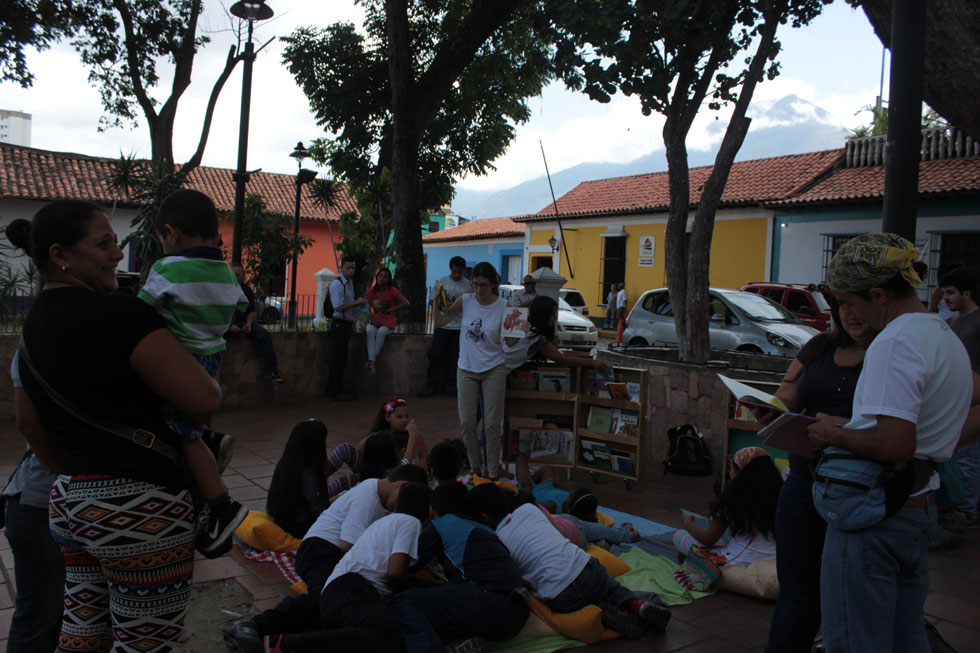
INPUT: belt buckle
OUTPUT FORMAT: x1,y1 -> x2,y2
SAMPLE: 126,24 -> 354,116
131,429 -> 156,448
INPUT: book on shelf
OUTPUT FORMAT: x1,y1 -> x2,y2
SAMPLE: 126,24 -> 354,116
502,307 -> 531,338
507,417 -> 543,458
586,406 -> 612,433
538,368 -> 571,393
594,367 -> 615,398
606,382 -> 631,401
537,413 -> 574,431
512,370 -> 538,391
625,382 -> 641,403
580,439 -> 637,474
517,428 -> 574,464
610,408 -> 640,437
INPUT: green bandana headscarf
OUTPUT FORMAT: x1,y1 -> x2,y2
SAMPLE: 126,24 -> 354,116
827,233 -> 921,292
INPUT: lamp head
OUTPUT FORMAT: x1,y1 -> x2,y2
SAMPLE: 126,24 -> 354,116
230,0 -> 274,22
290,141 -> 309,168
548,236 -> 557,252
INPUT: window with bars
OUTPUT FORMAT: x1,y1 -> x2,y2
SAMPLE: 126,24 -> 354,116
938,232 -> 980,283
821,234 -> 860,282
599,236 -> 626,301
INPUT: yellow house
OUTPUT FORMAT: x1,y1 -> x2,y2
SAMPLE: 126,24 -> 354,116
514,150 -> 841,319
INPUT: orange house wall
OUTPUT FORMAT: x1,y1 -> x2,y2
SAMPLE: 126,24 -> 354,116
217,217 -> 343,298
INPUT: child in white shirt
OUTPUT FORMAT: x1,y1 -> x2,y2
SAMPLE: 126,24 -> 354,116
469,484 -> 671,639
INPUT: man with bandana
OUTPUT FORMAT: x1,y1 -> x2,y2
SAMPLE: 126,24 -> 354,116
808,233 -> 972,651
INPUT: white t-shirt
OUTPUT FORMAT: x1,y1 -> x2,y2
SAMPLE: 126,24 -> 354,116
504,335 -> 545,372
325,513 -> 421,597
616,289 -> 627,309
431,275 -> 471,330
458,294 -> 507,373
716,531 -> 776,565
845,312 -> 972,491
303,479 -> 387,547
496,503 -> 590,599
511,289 -> 537,307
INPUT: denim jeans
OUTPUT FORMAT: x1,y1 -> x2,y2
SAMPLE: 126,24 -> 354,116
766,463 -> 826,652
547,557 -> 634,613
955,441 -> 980,516
365,324 -> 392,362
576,519 -> 634,546
820,502 -> 935,652
4,494 -> 65,652
389,582 -> 529,653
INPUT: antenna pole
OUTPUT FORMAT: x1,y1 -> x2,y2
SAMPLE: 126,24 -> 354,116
539,141 -> 573,278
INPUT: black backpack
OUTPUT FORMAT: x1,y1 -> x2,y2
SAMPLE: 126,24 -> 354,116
323,280 -> 336,318
663,424 -> 712,476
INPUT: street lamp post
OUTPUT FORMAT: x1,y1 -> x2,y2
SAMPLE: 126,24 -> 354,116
289,142 -> 318,329
229,0 -> 274,268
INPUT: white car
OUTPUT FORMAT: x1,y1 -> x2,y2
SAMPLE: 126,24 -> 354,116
558,288 -> 590,317
498,285 -> 598,351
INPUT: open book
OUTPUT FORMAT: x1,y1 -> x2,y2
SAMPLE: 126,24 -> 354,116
717,374 -> 788,413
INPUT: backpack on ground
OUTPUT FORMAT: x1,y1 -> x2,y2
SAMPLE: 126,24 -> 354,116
663,424 -> 712,476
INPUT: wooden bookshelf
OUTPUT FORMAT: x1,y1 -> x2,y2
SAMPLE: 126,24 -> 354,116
503,364 -> 579,469
722,378 -> 784,490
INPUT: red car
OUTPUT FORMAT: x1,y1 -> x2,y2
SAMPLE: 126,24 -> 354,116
740,282 -> 832,331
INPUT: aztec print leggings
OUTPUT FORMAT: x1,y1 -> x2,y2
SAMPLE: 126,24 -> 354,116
48,474 -> 196,653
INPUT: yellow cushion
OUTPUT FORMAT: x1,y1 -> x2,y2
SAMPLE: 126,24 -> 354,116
595,510 -> 615,527
586,545 -> 631,577
527,595 -> 620,644
717,559 -> 779,600
233,511 -> 303,552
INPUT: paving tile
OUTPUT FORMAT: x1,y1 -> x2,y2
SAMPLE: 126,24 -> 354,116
688,607 -> 771,649
669,597 -> 727,623
230,484 -> 271,501
222,473 -> 254,489
235,464 -> 277,480
928,569 -> 979,603
235,573 -> 285,601
0,583 -> 12,611
247,561 -> 288,585
0,550 -> 12,572
927,619 -> 980,652
672,636 -> 753,652
0,609 -> 12,643
924,592 -> 980,629
641,618 -> 710,652
252,476 -> 273,490
194,556 -> 251,583
252,596 -> 285,612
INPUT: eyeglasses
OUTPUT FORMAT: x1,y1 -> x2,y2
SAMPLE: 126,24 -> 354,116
524,281 -> 536,285
472,281 -> 492,288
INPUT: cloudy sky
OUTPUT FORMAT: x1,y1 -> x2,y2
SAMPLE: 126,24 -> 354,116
0,1 -> 886,194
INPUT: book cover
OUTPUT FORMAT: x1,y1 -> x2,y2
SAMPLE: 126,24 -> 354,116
594,368 -> 615,398
580,440 -> 607,467
520,428 -> 574,464
512,370 -> 537,391
587,406 -> 613,433
717,374 -> 788,412
502,307 -> 531,338
536,413 -> 574,430
625,382 -> 641,403
606,382 -> 631,401
610,453 -> 636,474
538,369 -> 571,393
610,409 -> 639,436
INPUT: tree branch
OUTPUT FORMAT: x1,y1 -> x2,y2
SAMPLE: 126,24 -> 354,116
159,0 -> 203,126
112,0 -> 157,125
179,44 -> 242,178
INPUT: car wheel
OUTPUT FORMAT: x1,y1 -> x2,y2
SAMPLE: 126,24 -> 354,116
628,337 -> 648,346
736,344 -> 763,354
261,306 -> 280,323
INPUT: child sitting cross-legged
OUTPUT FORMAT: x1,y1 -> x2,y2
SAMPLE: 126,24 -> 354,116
470,483 -> 672,639
272,482 -> 433,653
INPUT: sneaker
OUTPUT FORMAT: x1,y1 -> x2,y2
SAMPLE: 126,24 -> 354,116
635,599 -> 671,632
417,385 -> 437,398
263,371 -> 285,384
222,622 -> 265,653
445,637 -> 487,653
598,601 -> 646,638
198,499 -> 248,558
203,429 -> 236,475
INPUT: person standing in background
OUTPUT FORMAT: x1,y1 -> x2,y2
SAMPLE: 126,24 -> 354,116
419,256 -> 469,398
327,257 -> 367,401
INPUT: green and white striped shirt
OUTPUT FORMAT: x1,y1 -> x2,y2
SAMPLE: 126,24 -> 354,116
138,250 -> 248,356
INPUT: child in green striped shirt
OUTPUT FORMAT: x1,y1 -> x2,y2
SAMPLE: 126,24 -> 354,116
138,189 -> 248,558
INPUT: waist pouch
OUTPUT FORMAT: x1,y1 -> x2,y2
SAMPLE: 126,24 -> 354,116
811,446 -> 934,532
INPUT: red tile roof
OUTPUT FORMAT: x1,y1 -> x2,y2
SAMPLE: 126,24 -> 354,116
771,156 -> 980,206
517,150 -> 843,221
422,216 -> 523,242
0,143 -> 355,222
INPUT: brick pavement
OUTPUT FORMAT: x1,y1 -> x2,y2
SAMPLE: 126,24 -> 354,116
0,393 -> 977,652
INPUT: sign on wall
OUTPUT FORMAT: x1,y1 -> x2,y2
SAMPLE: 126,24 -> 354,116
638,235 -> 655,267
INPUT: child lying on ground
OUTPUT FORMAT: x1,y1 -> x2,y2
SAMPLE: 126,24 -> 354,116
470,483 -> 671,639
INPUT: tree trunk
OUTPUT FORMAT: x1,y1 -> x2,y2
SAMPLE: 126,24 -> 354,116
663,115 -> 692,358
386,0 -> 427,331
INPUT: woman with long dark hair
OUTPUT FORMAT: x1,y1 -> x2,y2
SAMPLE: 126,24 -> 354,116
265,419 -> 330,538
504,295 -> 608,372
7,201 -> 220,650
363,267 -> 409,375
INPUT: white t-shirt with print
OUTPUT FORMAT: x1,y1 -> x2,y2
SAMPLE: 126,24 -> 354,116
496,502 -> 590,600
845,312 -> 972,491
325,512 -> 421,596
303,479 -> 387,547
716,531 -> 776,565
458,294 -> 507,373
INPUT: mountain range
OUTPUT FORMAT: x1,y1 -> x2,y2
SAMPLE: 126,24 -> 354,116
451,94 -> 849,219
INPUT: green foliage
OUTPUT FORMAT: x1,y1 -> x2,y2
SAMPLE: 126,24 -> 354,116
848,101 -> 948,138
0,0 -> 84,87
241,194 -> 313,300
281,0 -> 563,212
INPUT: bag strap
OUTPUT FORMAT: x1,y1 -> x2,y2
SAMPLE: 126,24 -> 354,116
17,339 -> 183,465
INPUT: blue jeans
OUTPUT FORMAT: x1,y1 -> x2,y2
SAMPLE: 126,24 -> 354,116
820,502 -> 935,652
576,518 -> 634,546
955,441 -> 980,516
766,462 -> 826,652
389,582 -> 529,652
4,494 -> 65,651
547,557 -> 634,613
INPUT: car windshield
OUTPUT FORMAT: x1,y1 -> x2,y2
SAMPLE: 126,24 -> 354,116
724,291 -> 798,321
562,291 -> 585,306
813,291 -> 831,311
558,297 -> 574,311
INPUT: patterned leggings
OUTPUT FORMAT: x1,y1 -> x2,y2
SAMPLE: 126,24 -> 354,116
49,475 -> 196,652
326,442 -> 362,498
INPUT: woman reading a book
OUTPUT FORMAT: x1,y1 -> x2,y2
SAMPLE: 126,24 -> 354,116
757,297 -> 874,653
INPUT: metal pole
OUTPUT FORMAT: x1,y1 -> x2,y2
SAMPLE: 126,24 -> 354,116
288,174 -> 302,329
231,22 -> 255,267
881,0 -> 926,241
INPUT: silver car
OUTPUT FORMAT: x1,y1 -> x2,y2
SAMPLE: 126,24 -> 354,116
623,287 -> 819,356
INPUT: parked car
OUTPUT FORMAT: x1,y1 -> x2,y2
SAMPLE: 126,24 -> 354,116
558,288 -> 589,317
499,285 -> 598,351
623,287 -> 819,356
740,282 -> 832,331
256,296 -> 283,324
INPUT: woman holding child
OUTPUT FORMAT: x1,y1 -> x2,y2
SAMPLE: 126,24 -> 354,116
7,201 -> 221,651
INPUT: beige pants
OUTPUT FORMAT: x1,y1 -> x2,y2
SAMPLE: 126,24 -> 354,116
457,364 -> 508,474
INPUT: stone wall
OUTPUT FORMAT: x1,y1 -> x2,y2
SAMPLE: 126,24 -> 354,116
597,348 -> 790,474
0,332 -> 432,420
